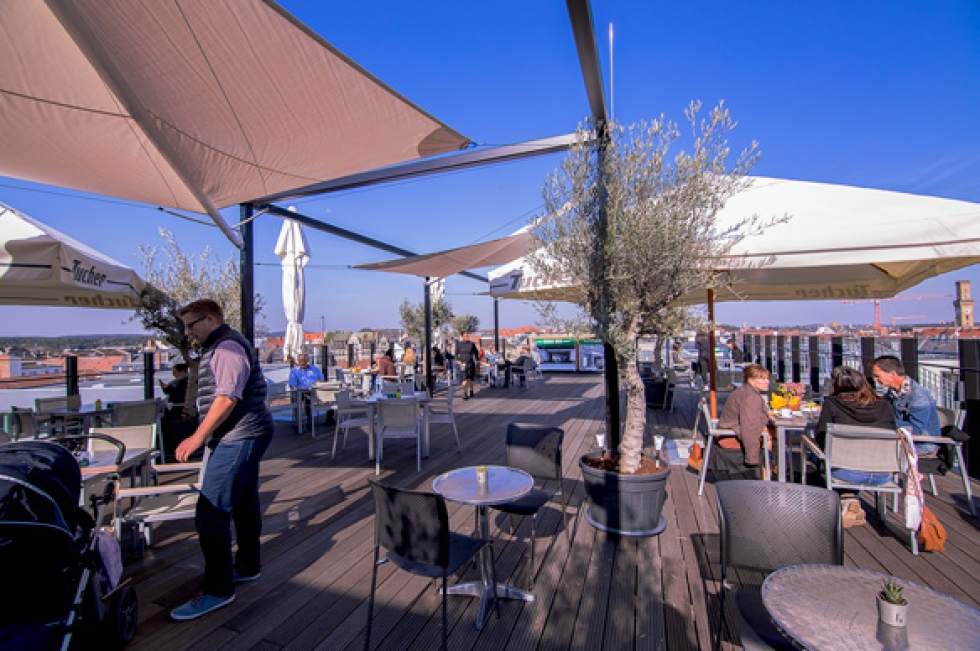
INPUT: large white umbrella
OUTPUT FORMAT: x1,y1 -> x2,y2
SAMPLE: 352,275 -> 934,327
0,201 -> 144,308
275,217 -> 310,362
489,177 -> 980,304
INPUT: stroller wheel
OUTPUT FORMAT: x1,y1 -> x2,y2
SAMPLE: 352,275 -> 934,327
104,585 -> 138,647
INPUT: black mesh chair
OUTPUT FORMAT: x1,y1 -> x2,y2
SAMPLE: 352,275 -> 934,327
714,480 -> 843,650
491,423 -> 566,588
365,480 -> 498,651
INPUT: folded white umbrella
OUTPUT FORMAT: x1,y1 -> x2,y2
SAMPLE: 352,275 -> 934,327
275,218 -> 310,361
0,201 -> 144,309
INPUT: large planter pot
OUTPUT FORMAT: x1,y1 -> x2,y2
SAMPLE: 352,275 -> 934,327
579,452 -> 670,536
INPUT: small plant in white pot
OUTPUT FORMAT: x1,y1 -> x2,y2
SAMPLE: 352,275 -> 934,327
877,578 -> 908,627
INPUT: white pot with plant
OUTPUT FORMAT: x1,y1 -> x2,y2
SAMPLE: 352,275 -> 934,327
877,578 -> 908,628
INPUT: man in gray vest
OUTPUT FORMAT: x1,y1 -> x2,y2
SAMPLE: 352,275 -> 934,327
171,299 -> 275,621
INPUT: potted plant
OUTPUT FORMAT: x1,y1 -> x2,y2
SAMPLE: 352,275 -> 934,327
528,103 -> 766,535
877,578 -> 909,628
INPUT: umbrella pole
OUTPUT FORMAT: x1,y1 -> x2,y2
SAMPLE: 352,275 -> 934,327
708,288 -> 718,418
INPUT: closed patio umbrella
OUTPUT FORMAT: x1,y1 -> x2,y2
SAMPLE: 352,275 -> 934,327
275,216 -> 310,362
0,201 -> 144,309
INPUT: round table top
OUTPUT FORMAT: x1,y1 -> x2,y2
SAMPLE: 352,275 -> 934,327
432,466 -> 533,506
762,564 -> 980,650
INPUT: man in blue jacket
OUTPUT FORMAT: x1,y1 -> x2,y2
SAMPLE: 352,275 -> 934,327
872,355 -> 941,454
171,299 -> 275,621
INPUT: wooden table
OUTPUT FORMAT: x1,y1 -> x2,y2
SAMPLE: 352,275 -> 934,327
432,466 -> 535,629
762,564 -> 980,650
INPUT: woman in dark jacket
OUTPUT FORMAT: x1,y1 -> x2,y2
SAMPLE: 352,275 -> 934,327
814,366 -> 896,527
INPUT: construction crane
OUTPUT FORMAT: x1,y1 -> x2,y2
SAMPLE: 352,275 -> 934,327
841,294 -> 951,331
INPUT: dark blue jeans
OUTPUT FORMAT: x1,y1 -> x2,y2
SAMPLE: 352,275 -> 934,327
196,434 -> 272,597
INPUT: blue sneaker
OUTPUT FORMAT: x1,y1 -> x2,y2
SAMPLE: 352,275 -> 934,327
233,569 -> 261,583
171,593 -> 235,621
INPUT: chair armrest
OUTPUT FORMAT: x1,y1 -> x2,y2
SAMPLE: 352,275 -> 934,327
117,483 -> 200,499
801,436 -> 824,458
910,434 -> 958,446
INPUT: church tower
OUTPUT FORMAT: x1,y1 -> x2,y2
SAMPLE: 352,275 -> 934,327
954,280 -> 974,329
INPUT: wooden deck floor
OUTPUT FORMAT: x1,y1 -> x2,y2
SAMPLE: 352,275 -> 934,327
123,374 -> 980,650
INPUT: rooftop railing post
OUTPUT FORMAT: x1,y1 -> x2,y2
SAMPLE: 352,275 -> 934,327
65,354 -> 78,397
743,334 -> 753,365
764,335 -> 773,374
832,336 -> 844,370
754,334 -> 762,365
860,336 -> 877,381
957,338 -> 979,479
809,336 -> 821,394
776,334 -> 786,382
320,344 -> 330,377
791,335 -> 801,383
900,336 -> 919,382
143,351 -> 155,400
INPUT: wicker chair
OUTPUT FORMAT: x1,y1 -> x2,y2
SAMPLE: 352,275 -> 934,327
714,480 -> 843,650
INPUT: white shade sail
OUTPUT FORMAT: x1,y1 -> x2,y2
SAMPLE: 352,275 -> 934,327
0,0 -> 469,247
0,201 -> 144,309
275,218 -> 309,361
489,177 -> 980,306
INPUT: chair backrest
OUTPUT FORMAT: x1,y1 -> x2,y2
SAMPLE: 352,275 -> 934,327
313,385 -> 339,406
88,424 -> 157,453
35,396 -> 69,413
716,480 -> 843,576
113,399 -> 161,426
66,394 -> 81,411
377,398 -> 419,430
11,407 -> 38,439
505,423 -> 564,482
336,389 -> 356,410
937,406 -> 965,430
368,480 -> 449,568
825,423 -> 903,474
395,381 -> 415,396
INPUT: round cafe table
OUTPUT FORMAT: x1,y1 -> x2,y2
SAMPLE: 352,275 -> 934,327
432,465 -> 534,630
762,564 -> 980,650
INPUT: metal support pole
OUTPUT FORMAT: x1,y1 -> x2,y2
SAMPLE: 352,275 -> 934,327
239,204 -> 255,344
776,334 -> 786,381
494,298 -> 500,353
860,336 -> 877,381
424,277 -> 433,394
831,336 -> 844,370
791,335 -> 801,383
143,351 -> 155,400
958,339 -> 979,479
65,355 -> 78,397
809,336 -> 821,394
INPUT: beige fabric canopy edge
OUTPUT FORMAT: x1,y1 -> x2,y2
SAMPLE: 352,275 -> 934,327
0,0 -> 470,247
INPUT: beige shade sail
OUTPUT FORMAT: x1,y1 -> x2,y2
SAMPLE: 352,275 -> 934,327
0,201 -> 145,309
489,177 -> 980,306
355,228 -> 535,279
0,0 -> 469,247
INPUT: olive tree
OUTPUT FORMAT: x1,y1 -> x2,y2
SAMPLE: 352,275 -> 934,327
134,228 -> 265,416
531,102 -> 762,474
399,298 -> 454,342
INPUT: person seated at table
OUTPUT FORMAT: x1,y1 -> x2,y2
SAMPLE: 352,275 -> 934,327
716,364 -> 772,477
288,354 -> 324,425
376,349 -> 397,378
401,345 -> 417,368
727,339 -> 744,364
431,346 -> 445,367
871,355 -> 942,455
670,342 -> 688,370
511,349 -> 535,388
813,366 -> 896,527
160,362 -> 189,420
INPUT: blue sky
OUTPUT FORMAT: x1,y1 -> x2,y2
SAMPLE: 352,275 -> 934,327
2,0 -> 979,336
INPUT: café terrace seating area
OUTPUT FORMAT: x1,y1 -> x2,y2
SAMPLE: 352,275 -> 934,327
112,372 -> 980,650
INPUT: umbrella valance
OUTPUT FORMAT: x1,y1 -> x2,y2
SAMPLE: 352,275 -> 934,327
0,0 -> 469,246
0,201 -> 144,309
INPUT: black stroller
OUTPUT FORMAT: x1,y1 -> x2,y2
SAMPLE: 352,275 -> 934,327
0,438 -> 138,650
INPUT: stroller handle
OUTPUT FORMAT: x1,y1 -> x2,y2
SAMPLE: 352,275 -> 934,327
49,433 -> 127,466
